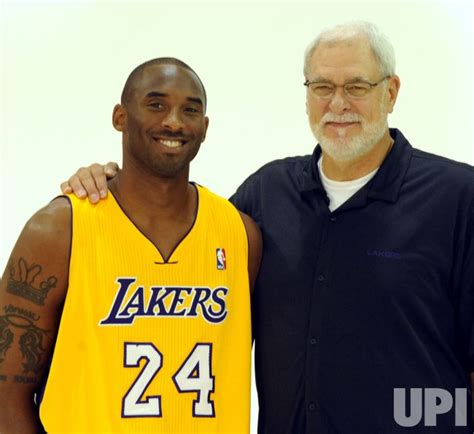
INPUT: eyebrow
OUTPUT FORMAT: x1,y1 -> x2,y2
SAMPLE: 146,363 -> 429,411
146,91 -> 168,98
187,97 -> 204,106
146,91 -> 203,106
310,76 -> 370,84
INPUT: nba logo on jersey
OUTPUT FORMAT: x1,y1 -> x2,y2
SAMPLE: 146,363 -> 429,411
216,248 -> 226,270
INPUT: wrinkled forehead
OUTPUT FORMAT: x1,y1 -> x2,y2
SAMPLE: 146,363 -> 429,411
134,63 -> 205,101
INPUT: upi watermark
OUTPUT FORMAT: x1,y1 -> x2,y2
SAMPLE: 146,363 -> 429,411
394,388 -> 468,427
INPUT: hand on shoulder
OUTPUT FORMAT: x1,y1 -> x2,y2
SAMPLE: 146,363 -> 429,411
60,162 -> 119,203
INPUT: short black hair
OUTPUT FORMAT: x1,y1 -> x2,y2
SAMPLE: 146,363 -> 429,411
120,57 -> 207,110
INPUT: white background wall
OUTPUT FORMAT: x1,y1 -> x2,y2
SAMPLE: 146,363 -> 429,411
1,0 -> 473,431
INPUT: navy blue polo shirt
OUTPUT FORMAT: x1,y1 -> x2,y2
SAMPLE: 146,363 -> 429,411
230,129 -> 474,434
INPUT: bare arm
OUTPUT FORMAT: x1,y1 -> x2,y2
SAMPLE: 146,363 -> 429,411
0,198 -> 71,433
238,211 -> 262,292
60,162 -> 119,203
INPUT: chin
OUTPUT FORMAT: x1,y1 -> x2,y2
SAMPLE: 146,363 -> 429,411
321,134 -> 375,160
311,120 -> 388,162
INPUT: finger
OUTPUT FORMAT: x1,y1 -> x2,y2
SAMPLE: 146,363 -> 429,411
90,163 -> 109,199
67,175 -> 87,199
104,161 -> 119,178
60,181 -> 73,194
74,168 -> 101,203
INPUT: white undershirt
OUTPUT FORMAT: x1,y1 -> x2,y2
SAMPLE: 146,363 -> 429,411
317,156 -> 379,212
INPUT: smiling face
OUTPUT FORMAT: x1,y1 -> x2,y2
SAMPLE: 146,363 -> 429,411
113,63 -> 209,178
306,37 -> 399,162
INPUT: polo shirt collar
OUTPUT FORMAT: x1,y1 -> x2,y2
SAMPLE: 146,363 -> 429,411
300,128 -> 413,204
301,145 -> 325,194
367,128 -> 413,203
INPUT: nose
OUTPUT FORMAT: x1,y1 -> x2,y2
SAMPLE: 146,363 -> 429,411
162,108 -> 184,131
328,87 -> 351,114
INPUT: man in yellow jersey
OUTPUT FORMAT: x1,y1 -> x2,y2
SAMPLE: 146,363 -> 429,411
0,57 -> 262,434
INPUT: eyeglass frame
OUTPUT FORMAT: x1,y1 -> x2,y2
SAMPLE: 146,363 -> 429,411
303,76 -> 391,99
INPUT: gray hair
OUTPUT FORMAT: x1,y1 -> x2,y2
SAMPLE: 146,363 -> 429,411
303,21 -> 396,78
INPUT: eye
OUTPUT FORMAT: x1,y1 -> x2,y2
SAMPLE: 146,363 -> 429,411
149,102 -> 164,110
345,83 -> 370,96
184,107 -> 202,115
310,83 -> 334,96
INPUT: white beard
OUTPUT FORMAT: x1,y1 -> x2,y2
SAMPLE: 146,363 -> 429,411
311,107 -> 388,162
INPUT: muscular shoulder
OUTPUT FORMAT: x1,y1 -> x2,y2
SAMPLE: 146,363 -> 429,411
23,196 -> 71,239
7,197 -> 72,305
22,197 -> 71,248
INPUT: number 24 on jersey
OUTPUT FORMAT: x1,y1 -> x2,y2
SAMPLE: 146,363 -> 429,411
123,342 -> 215,418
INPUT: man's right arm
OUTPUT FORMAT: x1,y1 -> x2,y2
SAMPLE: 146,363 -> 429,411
0,198 -> 71,433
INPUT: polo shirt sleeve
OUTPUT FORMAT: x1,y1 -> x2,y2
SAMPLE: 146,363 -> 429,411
456,197 -> 474,373
229,173 -> 262,227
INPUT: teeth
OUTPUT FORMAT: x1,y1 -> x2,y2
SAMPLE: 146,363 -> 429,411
160,139 -> 182,148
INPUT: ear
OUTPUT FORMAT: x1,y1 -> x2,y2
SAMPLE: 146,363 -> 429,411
112,104 -> 127,132
201,116 -> 210,142
386,75 -> 401,114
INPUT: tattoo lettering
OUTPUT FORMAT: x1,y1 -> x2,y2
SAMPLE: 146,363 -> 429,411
0,306 -> 49,374
0,374 -> 6,381
13,375 -> 36,384
3,304 -> 39,321
7,257 -> 57,305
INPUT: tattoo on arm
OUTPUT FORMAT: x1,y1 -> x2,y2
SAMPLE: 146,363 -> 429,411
0,304 -> 49,376
0,316 -> 14,363
7,257 -> 57,305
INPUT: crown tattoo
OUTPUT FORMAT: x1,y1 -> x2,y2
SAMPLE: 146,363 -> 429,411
7,258 -> 57,306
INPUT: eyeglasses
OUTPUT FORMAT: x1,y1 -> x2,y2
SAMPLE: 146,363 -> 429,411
304,76 -> 390,99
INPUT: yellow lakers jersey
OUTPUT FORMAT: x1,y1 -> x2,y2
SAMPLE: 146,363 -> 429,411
40,184 -> 251,434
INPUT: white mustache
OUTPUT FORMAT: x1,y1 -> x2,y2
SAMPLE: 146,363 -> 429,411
321,113 -> 362,123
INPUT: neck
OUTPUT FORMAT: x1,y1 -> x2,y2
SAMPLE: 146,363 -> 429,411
110,161 -> 194,220
321,130 -> 394,181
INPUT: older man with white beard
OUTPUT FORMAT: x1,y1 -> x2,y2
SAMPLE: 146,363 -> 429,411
61,21 -> 474,434
231,22 -> 474,434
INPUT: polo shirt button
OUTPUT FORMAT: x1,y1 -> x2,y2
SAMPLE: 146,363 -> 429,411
318,275 -> 325,282
330,216 -> 336,222
310,337 -> 317,345
308,402 -> 316,412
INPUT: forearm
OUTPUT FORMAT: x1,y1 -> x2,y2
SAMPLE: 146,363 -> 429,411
0,390 -> 44,434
